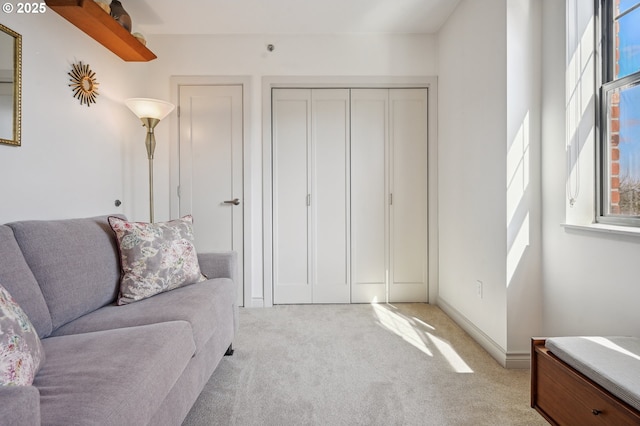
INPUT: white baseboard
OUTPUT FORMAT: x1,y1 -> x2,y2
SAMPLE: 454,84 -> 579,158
505,351 -> 531,369
436,297 -> 530,369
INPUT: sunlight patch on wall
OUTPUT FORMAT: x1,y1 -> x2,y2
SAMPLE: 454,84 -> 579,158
566,15 -> 595,129
565,0 -> 596,219
506,112 -> 530,286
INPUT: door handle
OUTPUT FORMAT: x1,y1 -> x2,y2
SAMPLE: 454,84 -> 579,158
224,198 -> 240,206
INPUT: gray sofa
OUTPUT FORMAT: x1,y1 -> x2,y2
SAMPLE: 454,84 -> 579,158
0,215 -> 238,425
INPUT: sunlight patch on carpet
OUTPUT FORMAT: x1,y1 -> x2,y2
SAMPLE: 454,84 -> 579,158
372,304 -> 474,373
372,303 -> 433,356
426,333 -> 474,373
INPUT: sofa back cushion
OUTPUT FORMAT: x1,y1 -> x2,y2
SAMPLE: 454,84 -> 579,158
0,225 -> 52,338
8,216 -> 122,331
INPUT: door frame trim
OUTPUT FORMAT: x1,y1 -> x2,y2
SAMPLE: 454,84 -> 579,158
170,75 -> 252,308
262,76 -> 439,307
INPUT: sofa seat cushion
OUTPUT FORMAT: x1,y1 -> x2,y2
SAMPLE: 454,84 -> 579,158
51,278 -> 235,354
34,321 -> 195,426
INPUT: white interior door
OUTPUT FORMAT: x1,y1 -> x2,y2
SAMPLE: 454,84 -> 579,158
178,84 -> 244,306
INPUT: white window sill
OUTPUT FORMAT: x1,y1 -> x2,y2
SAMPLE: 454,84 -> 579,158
562,223 -> 640,237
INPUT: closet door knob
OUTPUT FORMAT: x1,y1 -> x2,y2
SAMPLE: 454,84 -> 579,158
224,198 -> 240,206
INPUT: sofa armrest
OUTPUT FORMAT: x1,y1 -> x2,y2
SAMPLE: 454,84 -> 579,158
198,251 -> 240,333
198,251 -> 238,283
0,385 -> 41,425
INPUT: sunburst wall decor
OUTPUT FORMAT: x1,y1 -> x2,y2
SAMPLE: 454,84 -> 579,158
68,62 -> 99,107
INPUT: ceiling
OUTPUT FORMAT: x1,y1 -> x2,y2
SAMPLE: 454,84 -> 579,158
124,0 -> 461,36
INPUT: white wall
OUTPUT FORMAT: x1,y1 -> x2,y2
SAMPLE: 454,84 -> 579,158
436,0 -> 640,368
437,0 -> 543,367
505,0 -> 542,361
142,33 -> 438,304
437,0 -> 509,353
0,12 -> 142,224
541,0 -> 640,337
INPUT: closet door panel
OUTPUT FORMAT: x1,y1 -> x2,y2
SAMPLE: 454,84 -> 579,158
390,89 -> 428,302
350,89 -> 388,303
273,89 -> 312,303
312,89 -> 351,303
272,87 -> 428,305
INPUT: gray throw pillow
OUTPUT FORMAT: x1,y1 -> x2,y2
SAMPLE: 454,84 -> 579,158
108,215 -> 207,305
0,283 -> 46,386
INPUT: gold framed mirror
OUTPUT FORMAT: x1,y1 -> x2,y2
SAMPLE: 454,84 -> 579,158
0,24 -> 21,147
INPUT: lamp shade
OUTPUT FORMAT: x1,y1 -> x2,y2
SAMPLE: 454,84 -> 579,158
125,98 -> 175,121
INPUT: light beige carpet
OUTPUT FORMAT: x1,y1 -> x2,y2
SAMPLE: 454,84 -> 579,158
182,303 -> 547,426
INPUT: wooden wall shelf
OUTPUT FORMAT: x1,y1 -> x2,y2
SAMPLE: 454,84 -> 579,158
45,0 -> 157,62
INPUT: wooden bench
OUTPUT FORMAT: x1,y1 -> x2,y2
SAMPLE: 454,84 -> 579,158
531,338 -> 640,425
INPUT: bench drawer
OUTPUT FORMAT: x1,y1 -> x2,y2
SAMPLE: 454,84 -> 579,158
532,341 -> 640,425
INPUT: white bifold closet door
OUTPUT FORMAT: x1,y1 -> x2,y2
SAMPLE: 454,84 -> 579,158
388,89 -> 428,302
273,87 -> 427,304
272,89 -> 351,304
350,89 -> 388,303
351,88 -> 427,303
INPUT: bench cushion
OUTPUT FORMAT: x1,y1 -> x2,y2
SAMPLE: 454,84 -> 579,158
546,336 -> 640,412
34,321 -> 195,426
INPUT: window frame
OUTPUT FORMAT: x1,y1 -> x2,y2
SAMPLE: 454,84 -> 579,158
597,0 -> 640,226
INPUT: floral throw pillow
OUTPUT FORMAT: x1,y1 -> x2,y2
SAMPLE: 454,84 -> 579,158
108,215 -> 207,305
0,283 -> 46,386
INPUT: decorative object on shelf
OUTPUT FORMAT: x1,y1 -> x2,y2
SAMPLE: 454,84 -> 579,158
93,0 -> 110,14
68,62 -> 99,107
125,98 -> 175,223
44,0 -> 156,62
109,0 -> 131,33
132,32 -> 146,46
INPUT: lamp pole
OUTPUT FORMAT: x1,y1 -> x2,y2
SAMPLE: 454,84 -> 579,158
141,117 -> 160,223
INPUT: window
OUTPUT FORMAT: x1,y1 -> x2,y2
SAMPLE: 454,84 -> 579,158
599,0 -> 640,225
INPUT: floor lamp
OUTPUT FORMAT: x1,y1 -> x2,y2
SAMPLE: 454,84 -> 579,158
125,98 -> 175,223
